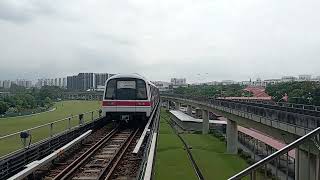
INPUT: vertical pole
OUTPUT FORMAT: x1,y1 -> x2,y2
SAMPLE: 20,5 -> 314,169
253,139 -> 256,161
275,157 -> 278,178
99,109 -> 102,117
79,114 -> 84,126
187,105 -> 192,116
252,171 -> 256,180
68,117 -> 71,130
308,144 -> 311,180
91,111 -> 94,121
286,152 -> 289,180
175,102 -> 180,110
227,119 -> 238,154
202,109 -> 209,134
317,135 -> 320,180
22,134 -> 27,149
50,123 -> 53,137
295,148 -> 317,180
196,108 -> 202,118
295,148 -> 300,180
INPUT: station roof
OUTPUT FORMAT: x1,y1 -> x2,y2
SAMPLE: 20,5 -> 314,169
238,126 -> 295,158
170,110 -> 226,124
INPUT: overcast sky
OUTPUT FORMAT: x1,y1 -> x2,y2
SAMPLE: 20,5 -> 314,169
0,0 -> 319,83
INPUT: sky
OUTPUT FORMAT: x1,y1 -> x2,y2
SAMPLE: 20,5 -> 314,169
0,0 -> 320,83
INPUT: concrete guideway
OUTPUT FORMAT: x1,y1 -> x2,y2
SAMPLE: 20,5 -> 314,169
162,96 -> 320,180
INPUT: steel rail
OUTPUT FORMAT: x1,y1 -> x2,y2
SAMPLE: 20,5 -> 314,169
228,126 -> 320,180
164,116 -> 205,180
103,128 -> 140,180
52,127 -> 118,180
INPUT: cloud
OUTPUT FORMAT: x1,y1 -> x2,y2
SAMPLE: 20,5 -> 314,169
0,0 -> 57,23
0,0 -> 320,82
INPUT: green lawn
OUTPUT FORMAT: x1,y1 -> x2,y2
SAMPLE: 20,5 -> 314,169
181,134 -> 249,180
0,100 -> 101,157
155,109 -> 198,180
156,109 -> 250,180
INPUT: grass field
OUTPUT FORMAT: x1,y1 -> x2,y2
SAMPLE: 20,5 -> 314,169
155,109 -> 198,180
0,100 -> 101,157
181,134 -> 249,180
156,109 -> 250,180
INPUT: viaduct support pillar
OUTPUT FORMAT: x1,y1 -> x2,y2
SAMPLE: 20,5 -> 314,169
202,109 -> 209,134
187,105 -> 192,116
295,148 -> 318,180
175,102 -> 180,110
227,119 -> 238,154
166,101 -> 170,110
196,108 -> 202,118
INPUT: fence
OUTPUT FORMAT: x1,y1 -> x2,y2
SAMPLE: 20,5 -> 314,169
229,127 -> 320,180
161,93 -> 320,112
0,109 -> 102,159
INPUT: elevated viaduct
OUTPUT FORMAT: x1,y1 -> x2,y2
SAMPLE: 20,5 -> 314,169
162,94 -> 320,180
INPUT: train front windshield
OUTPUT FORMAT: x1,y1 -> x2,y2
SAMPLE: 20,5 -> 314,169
105,79 -> 147,100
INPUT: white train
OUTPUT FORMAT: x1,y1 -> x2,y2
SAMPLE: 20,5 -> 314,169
102,74 -> 160,122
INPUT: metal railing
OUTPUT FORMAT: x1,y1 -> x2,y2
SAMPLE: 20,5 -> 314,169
228,127 -> 320,180
136,102 -> 161,180
161,93 -> 320,112
0,109 -> 102,159
161,94 -> 320,132
231,98 -> 320,112
0,111 -> 106,180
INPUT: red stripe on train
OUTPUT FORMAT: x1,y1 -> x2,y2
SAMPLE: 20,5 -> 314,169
102,101 -> 152,106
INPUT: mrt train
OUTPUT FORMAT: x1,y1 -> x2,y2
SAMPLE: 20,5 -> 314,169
102,74 -> 160,122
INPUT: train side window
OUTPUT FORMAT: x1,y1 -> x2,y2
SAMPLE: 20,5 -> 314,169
137,80 -> 147,100
105,79 -> 116,99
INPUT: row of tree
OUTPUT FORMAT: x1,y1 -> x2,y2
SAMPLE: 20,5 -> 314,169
265,81 -> 320,105
172,82 -> 320,106
173,84 -> 252,98
0,85 -> 65,115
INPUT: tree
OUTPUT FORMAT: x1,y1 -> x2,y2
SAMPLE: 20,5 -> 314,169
266,81 -> 320,105
0,101 -> 9,114
9,84 -> 27,93
173,84 -> 251,98
44,97 -> 53,107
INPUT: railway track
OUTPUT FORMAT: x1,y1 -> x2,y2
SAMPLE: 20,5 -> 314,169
45,127 -> 139,180
105,129 -> 143,179
164,116 -> 205,180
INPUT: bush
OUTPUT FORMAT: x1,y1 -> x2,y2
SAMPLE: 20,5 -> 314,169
192,131 -> 203,134
6,107 -> 18,114
209,130 -> 226,141
238,149 -> 252,161
0,101 -> 9,114
246,158 -> 255,165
